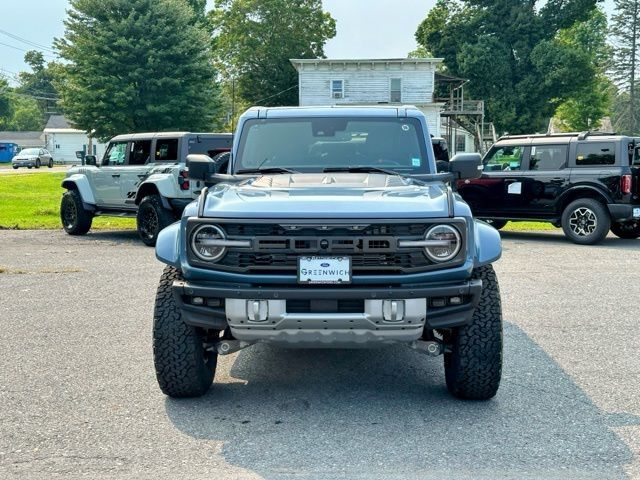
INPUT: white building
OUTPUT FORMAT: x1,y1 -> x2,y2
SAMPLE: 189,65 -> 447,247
290,58 -> 444,137
43,115 -> 107,164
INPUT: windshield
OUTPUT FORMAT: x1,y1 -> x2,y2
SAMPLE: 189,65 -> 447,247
20,148 -> 40,155
234,117 -> 429,174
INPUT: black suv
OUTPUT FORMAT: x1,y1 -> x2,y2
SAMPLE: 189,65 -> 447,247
457,132 -> 640,244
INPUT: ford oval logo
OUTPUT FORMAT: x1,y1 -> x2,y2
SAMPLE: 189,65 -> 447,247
320,262 -> 330,268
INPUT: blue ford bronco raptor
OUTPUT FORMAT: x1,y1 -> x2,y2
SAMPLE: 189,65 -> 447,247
153,106 -> 503,400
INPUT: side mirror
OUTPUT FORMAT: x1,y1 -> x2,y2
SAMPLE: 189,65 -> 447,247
449,153 -> 483,180
186,154 -> 216,181
84,155 -> 97,166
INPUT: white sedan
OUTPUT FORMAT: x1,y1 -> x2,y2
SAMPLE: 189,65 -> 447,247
11,148 -> 53,169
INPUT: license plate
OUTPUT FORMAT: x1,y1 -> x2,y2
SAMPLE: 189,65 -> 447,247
298,256 -> 351,284
634,208 -> 640,218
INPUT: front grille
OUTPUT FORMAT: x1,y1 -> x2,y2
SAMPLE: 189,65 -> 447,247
287,299 -> 364,313
187,219 -> 466,275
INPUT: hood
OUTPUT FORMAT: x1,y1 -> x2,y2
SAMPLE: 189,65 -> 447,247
201,173 -> 451,219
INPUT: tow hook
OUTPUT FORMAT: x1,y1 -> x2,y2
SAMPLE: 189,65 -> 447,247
212,340 -> 255,355
409,340 -> 444,356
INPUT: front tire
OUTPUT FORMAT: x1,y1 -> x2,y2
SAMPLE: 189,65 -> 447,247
561,198 -> 610,245
153,266 -> 217,398
48,159 -> 53,168
611,221 -> 640,239
483,219 -> 508,230
136,195 -> 176,247
444,265 -> 503,400
35,159 -> 41,168
60,189 -> 93,235
12,165 -> 18,169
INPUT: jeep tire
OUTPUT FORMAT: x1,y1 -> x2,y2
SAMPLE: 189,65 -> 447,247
60,189 -> 93,235
153,266 -> 217,398
136,195 -> 175,247
610,221 -> 640,239
444,264 -> 502,400
561,198 -> 610,245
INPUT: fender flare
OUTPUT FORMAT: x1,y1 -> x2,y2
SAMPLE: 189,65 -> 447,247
473,220 -> 502,268
155,221 -> 181,267
135,174 -> 177,209
61,174 -> 96,206
557,185 -> 613,209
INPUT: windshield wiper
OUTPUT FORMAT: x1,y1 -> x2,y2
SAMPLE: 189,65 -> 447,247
235,167 -> 299,175
322,166 -> 400,176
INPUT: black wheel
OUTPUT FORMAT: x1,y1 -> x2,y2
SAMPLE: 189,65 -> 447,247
48,159 -> 53,168
483,219 -> 508,230
153,266 -> 217,398
136,195 -> 176,247
561,198 -> 610,245
445,264 -> 503,400
27,166 -> 32,169
60,189 -> 93,235
610,221 -> 640,239
35,159 -> 41,168
12,165 -> 18,169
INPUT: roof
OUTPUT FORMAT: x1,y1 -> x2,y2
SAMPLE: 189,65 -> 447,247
109,132 -> 232,142
290,57 -> 444,69
0,131 -> 44,146
242,105 -> 424,119
45,115 -> 71,129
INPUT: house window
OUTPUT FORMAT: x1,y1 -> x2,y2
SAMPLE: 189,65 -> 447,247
331,80 -> 344,99
390,78 -> 402,103
456,134 -> 466,153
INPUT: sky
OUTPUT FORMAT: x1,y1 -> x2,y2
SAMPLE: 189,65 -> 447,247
0,0 -> 618,84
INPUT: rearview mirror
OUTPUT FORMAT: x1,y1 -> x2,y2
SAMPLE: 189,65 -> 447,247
449,153 -> 483,180
84,155 -> 97,166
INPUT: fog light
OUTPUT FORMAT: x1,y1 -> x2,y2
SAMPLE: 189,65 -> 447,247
449,296 -> 463,305
192,297 -> 204,306
207,298 -> 222,307
431,298 -> 447,308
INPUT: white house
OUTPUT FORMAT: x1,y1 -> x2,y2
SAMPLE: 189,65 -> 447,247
290,58 -> 444,137
43,115 -> 107,164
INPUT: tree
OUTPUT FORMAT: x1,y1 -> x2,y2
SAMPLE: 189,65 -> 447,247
17,51 -> 59,117
610,0 -> 640,134
554,8 -> 613,131
0,78 -> 44,131
54,0 -> 220,141
210,0 -> 336,108
415,0 -> 598,133
0,78 -> 12,130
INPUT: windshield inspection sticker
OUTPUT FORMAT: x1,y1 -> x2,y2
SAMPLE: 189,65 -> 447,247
412,158 -> 421,167
402,124 -> 410,131
508,182 -> 522,195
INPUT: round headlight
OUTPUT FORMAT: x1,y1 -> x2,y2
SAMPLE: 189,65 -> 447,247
424,224 -> 461,262
191,225 -> 227,262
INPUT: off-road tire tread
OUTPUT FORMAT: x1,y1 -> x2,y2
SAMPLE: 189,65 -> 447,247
137,195 -> 176,247
445,265 -> 502,400
561,198 -> 610,245
153,266 -> 216,397
60,189 -> 93,235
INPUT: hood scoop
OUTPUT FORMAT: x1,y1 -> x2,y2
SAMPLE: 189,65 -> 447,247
249,173 -> 409,189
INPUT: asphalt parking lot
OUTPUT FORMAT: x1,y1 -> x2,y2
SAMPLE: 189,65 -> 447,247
0,229 -> 639,479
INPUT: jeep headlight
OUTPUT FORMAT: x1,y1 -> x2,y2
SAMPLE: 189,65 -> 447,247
191,224 -> 227,262
424,224 -> 461,262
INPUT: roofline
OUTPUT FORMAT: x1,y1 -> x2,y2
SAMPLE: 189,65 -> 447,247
498,131 -> 620,141
290,57 -> 444,65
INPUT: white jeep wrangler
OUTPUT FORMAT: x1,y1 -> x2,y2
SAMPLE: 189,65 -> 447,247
59,132 -> 231,246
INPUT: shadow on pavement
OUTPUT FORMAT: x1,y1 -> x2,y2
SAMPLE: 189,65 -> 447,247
165,322 -> 635,480
82,229 -> 141,244
500,230 -> 639,250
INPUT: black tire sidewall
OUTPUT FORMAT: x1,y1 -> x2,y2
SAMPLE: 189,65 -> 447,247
35,159 -> 40,168
136,195 -> 175,247
561,198 -> 610,245
60,190 -> 92,235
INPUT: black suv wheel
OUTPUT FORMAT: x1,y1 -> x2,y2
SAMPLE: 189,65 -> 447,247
611,221 -> 640,239
136,195 -> 176,247
561,198 -> 610,245
444,264 -> 502,400
60,189 -> 93,235
153,266 -> 217,398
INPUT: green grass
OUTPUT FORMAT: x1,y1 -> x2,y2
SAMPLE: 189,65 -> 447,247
503,221 -> 556,232
0,172 -> 135,230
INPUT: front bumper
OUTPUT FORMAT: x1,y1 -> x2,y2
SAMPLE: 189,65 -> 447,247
172,279 -> 482,346
608,204 -> 640,221
12,160 -> 36,167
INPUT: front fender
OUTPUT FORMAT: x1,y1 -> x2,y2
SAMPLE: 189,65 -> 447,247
473,220 -> 502,267
61,174 -> 96,205
155,221 -> 181,267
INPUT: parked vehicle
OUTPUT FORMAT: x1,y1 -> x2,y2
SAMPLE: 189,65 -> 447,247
152,106 -> 504,401
59,132 -> 232,246
457,132 -> 640,244
11,148 -> 53,169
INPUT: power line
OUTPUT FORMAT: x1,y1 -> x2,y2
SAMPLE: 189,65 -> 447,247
0,29 -> 57,54
0,89 -> 58,102
0,41 -> 57,59
253,84 -> 297,105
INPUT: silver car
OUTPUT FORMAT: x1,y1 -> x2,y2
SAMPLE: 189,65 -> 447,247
12,148 -> 53,169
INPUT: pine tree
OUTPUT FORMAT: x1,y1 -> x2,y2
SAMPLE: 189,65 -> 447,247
54,0 -> 220,140
610,0 -> 640,134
